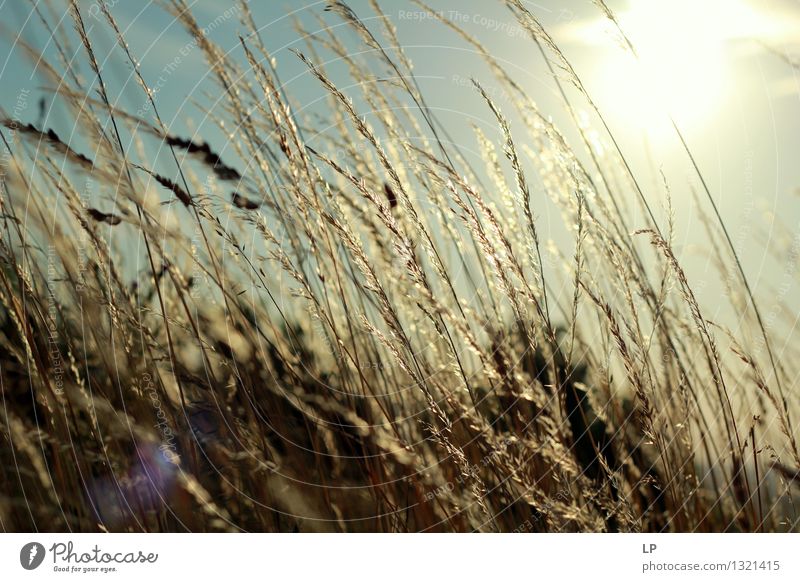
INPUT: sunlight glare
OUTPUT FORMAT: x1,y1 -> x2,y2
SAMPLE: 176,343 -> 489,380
593,0 -> 771,138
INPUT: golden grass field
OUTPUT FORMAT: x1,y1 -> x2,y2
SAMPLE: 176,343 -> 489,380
0,0 -> 798,532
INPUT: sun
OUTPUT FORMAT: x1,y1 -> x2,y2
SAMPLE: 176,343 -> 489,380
583,0 -> 773,139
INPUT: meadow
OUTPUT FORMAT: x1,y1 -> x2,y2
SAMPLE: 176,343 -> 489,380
0,0 -> 798,532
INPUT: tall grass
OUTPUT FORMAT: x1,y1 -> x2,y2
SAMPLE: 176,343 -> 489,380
0,0 -> 798,532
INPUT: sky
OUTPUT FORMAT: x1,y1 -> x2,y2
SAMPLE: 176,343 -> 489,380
1,0 -> 799,327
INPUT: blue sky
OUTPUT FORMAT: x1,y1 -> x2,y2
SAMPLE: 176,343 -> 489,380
1,0 -> 800,323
